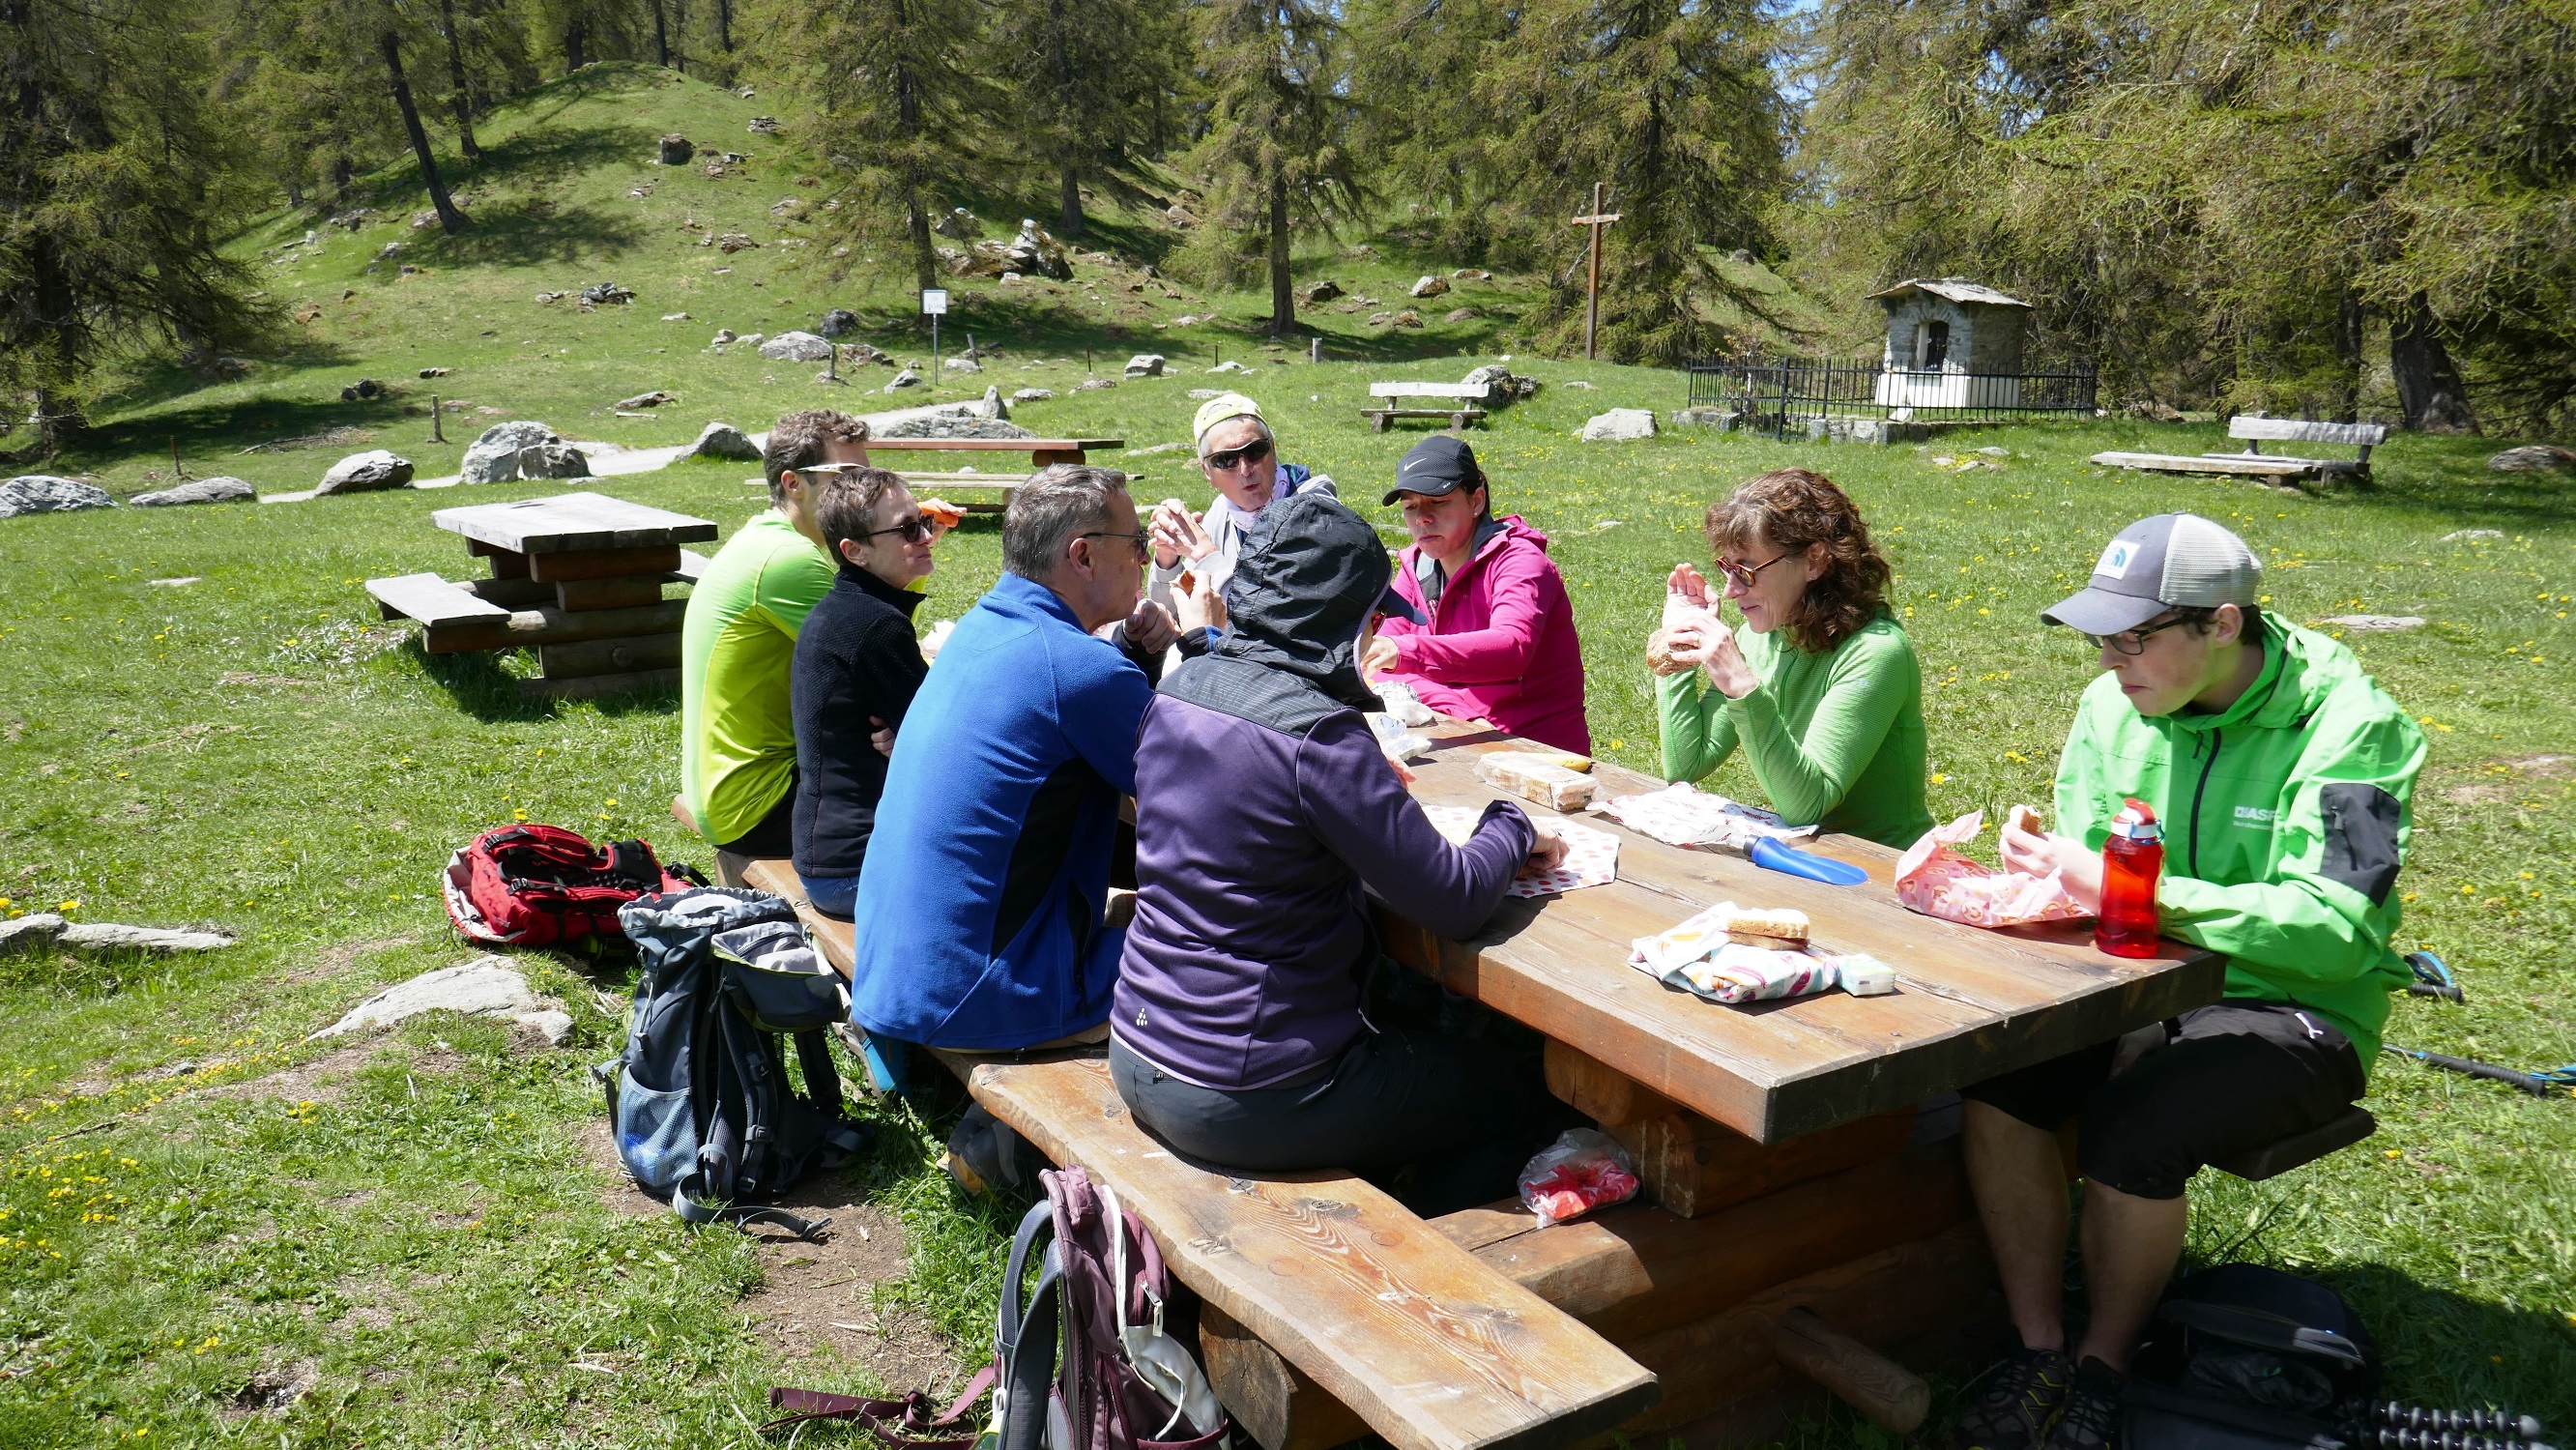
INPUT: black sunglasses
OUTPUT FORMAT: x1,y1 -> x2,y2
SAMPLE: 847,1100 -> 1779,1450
1201,437 -> 1273,473
864,516 -> 937,544
1076,531 -> 1151,560
2084,615 -> 2195,655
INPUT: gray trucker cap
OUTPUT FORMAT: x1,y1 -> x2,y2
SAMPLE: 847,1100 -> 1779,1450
2041,512 -> 2263,634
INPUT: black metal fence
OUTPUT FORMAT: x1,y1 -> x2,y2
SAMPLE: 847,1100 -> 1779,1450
1685,355 -> 2098,439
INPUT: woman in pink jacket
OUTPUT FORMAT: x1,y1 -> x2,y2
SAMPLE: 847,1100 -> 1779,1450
1362,435 -> 1592,753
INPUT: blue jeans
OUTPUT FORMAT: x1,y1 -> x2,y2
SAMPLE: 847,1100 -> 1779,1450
798,873 -> 861,920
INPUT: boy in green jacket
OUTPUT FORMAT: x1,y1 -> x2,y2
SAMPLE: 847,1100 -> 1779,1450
1956,513 -> 2425,1450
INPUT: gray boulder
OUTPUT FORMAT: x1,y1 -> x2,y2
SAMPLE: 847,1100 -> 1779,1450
0,914 -> 64,952
309,956 -> 570,1046
316,450 -> 416,495
131,476 -> 256,508
760,331 -> 833,362
58,923 -> 236,953
459,422 -> 588,485
657,133 -> 693,165
875,409 -> 1033,442
818,308 -> 861,339
2325,615 -> 2426,632
1124,353 -> 1167,378
1073,376 -> 1119,392
978,386 -> 1010,420
945,356 -> 983,374
615,391 -> 676,410
1579,408 -> 1658,443
884,368 -> 924,392
1012,388 -> 1056,403
2487,445 -> 2576,473
1301,280 -> 1343,305
1668,406 -> 1737,430
1410,275 -> 1451,299
1461,363 -> 1517,397
0,475 -> 116,518
711,328 -> 738,346
690,421 -> 763,461
932,207 -> 979,241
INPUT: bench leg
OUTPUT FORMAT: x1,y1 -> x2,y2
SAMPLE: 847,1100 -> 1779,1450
1372,413 -> 1390,432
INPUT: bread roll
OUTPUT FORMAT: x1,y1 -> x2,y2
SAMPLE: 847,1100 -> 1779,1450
1724,907 -> 1810,950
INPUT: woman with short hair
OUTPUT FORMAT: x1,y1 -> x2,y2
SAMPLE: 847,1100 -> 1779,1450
1650,468 -> 1932,849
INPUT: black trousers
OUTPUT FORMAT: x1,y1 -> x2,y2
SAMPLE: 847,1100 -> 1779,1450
1110,1029 -> 1565,1218
712,770 -> 797,860
1961,1000 -> 2367,1200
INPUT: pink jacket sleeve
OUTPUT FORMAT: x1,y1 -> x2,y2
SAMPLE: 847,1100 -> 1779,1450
1389,542 -> 1564,686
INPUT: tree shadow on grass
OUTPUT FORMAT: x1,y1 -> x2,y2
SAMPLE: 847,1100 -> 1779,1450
2246,1261 -> 2573,1425
64,394 -> 433,480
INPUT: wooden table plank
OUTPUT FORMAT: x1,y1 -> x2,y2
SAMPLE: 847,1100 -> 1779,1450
1378,718 -> 2225,1143
859,437 -> 1121,451
962,1056 -> 1659,1450
366,573 -> 509,627
430,491 -> 719,554
1371,382 -> 1494,399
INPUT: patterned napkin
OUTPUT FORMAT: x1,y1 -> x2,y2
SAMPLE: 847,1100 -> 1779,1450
1422,805 -> 1620,897
1597,781 -> 1819,852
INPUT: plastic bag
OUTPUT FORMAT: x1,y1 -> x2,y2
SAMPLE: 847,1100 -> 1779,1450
1894,809 -> 2090,928
1367,710 -> 1432,762
1518,1129 -> 1641,1226
1374,681 -> 1436,727
1598,782 -> 1818,854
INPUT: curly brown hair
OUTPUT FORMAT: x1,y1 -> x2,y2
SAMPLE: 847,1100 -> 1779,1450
1702,468 -> 1894,654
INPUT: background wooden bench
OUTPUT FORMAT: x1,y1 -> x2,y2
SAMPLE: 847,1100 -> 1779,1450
1365,381 -> 1491,432
2093,416 -> 2387,483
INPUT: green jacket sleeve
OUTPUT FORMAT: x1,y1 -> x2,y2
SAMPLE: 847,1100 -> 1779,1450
1658,667 -> 1739,782
1723,628 -> 1919,827
2156,698 -> 2426,992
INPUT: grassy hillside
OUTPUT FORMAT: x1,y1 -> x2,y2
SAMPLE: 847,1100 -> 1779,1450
4,57 -> 2572,1450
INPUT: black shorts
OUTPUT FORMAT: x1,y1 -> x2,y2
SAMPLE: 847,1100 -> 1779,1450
712,770 -> 797,859
1960,1001 -> 2367,1201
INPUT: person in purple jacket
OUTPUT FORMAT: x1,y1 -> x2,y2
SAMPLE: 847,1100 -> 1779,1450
1111,490 -> 1571,1215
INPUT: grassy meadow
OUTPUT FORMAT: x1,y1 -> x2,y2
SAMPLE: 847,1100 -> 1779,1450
4,60 -> 2573,1450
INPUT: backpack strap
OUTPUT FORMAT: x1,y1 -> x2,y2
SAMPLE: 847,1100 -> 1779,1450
764,1363 -> 999,1441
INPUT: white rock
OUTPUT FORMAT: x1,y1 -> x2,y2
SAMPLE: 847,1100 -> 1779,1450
1012,388 -> 1056,403
945,357 -> 983,374
2486,446 -> 2575,473
1207,360 -> 1250,374
1579,408 -> 1658,443
460,422 -> 590,485
1187,389 -> 1223,400
0,475 -> 116,518
1124,442 -> 1189,456
2442,529 -> 2504,542
56,923 -> 236,953
0,914 -> 66,951
2325,615 -> 2426,632
308,956 -> 566,1042
711,329 -> 738,345
740,333 -> 765,346
691,421 -> 762,460
759,331 -> 833,362
315,450 -> 415,495
1123,354 -> 1167,378
1564,380 -> 1597,391
660,311 -> 691,322
1410,275 -> 1450,299
884,368 -> 924,392
1073,376 -> 1118,392
130,477 -> 255,508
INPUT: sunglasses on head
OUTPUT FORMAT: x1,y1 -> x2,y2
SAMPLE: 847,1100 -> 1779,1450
1201,437 -> 1273,473
864,515 -> 937,544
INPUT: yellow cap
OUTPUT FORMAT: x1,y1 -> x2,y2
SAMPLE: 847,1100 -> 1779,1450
1191,392 -> 1263,450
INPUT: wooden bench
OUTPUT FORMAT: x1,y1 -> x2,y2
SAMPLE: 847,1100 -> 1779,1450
2092,416 -> 2387,484
1365,382 -> 1491,432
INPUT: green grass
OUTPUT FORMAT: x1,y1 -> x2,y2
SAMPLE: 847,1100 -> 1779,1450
6,54 -> 2573,1450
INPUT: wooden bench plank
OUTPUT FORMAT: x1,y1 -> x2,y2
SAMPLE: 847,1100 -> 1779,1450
2089,450 -> 2318,478
432,492 -> 720,554
673,549 -> 712,583
959,1056 -> 1659,1450
2230,417 -> 2386,447
367,572 -> 510,627
1371,382 -> 1494,399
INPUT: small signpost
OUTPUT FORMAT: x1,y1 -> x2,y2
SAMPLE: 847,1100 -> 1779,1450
922,287 -> 949,384
1569,182 -> 1622,361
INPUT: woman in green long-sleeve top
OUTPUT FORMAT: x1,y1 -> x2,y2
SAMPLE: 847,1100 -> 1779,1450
1649,468 -> 1934,850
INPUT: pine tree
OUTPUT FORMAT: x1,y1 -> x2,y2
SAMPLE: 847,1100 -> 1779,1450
1,0 -> 269,456
756,0 -> 987,292
991,0 -> 1184,238
1189,0 -> 1360,334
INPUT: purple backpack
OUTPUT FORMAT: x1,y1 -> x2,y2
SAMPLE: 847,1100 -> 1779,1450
767,1164 -> 1230,1450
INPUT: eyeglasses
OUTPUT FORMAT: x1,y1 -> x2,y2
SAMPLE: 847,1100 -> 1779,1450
1076,531 -> 1150,561
1714,553 -> 1789,590
864,516 -> 937,544
796,462 -> 875,478
1201,437 -> 1273,473
2084,615 -> 2195,655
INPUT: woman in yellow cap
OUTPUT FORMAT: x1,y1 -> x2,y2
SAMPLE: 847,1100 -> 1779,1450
1146,393 -> 1339,629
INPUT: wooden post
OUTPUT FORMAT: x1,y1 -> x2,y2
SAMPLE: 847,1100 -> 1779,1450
1767,1308 -> 1931,1434
1311,336 -> 1321,365
1569,183 -> 1622,362
431,395 -> 445,443
170,434 -> 186,480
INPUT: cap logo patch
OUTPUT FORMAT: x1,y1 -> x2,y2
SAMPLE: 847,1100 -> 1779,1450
2096,539 -> 2136,580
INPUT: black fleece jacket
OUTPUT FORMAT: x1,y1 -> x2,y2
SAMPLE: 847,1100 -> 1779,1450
791,562 -> 929,880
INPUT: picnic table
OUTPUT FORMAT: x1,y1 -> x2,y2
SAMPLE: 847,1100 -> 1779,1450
685,712 -> 2228,1450
861,436 -> 1125,512
1364,381 -> 1491,431
365,491 -> 717,699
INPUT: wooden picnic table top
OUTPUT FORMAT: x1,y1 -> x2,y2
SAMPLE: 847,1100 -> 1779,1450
861,437 -> 1122,451
430,491 -> 719,555
1381,717 -> 2227,1145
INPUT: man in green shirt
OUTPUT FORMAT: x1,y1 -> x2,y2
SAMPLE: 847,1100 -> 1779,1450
680,409 -> 870,856
1954,514 -> 2425,1450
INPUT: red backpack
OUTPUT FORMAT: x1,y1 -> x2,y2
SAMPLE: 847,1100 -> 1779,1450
443,824 -> 703,947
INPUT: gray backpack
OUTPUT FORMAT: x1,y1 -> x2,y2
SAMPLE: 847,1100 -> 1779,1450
596,886 -> 869,1238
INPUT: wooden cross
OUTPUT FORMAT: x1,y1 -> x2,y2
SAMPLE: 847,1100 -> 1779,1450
1569,182 -> 1622,360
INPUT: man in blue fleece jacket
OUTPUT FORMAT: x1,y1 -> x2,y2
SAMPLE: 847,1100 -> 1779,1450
849,464 -> 1194,1052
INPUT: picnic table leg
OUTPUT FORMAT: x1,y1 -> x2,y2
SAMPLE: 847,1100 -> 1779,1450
1031,448 -> 1085,467
1373,413 -> 1390,433
1767,1307 -> 1931,1434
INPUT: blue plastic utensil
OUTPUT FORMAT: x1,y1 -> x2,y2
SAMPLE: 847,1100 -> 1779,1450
1750,835 -> 1869,886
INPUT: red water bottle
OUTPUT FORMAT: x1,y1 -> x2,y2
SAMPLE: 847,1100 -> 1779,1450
2096,798 -> 2164,957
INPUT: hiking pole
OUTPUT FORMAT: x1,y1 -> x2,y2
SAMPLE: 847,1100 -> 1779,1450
2402,950 -> 2464,1002
2382,1044 -> 2576,1099
2370,1404 -> 2550,1446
